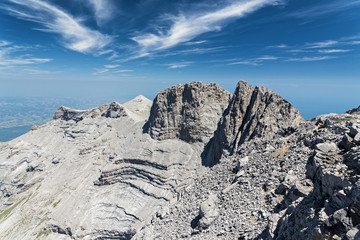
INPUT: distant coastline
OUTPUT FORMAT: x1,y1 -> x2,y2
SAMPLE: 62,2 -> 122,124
0,125 -> 33,142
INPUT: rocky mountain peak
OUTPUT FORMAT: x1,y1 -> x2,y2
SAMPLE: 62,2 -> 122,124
145,81 -> 232,143
202,80 -> 304,166
346,105 -> 360,115
53,104 -> 109,122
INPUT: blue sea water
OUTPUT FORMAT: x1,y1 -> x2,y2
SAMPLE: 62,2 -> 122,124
0,125 -> 32,142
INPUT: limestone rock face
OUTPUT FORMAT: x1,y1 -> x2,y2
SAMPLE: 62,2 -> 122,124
203,81 -> 304,166
145,82 -> 231,143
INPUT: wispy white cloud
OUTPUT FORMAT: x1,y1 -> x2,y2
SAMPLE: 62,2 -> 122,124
104,64 -> 120,69
306,40 -> 338,49
286,49 -> 313,53
178,46 -> 226,55
132,0 -> 283,56
267,43 -> 288,49
274,33 -> 360,53
114,69 -> 134,73
347,40 -> 360,45
318,49 -> 351,54
229,55 -> 278,66
0,40 -> 52,66
285,56 -> 335,62
164,61 -> 192,69
267,35 -> 356,62
0,41 -> 11,47
88,0 -> 115,26
229,60 -> 261,66
135,46 -> 227,60
92,67 -> 134,75
256,55 -> 278,60
3,0 -> 112,54
167,64 -> 190,69
184,40 -> 207,45
23,68 -> 60,74
0,58 -> 52,66
92,69 -> 109,75
288,0 -> 360,19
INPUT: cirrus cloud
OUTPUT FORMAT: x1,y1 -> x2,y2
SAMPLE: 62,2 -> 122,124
2,0 -> 112,54
132,0 -> 284,57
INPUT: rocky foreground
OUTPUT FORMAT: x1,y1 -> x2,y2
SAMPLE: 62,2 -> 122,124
0,80 -> 359,239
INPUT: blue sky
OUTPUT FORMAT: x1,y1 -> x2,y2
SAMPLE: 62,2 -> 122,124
0,0 -> 359,119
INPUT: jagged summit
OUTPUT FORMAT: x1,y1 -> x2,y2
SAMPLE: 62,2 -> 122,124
145,81 -> 232,143
123,95 -> 152,121
0,80 -> 358,240
202,80 -> 304,166
346,105 -> 360,115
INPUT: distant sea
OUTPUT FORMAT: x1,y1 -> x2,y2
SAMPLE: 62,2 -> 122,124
0,125 -> 32,142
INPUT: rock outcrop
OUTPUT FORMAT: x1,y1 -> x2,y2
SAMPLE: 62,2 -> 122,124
197,194 -> 220,230
267,112 -> 360,240
202,80 -> 303,166
53,104 -> 110,122
346,105 -> 360,115
145,82 -> 231,143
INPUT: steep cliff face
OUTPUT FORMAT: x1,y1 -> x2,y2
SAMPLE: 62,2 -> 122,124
203,80 -> 303,166
145,82 -> 232,143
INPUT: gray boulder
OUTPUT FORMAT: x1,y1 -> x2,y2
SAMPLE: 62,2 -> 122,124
198,194 -> 220,229
315,142 -> 339,153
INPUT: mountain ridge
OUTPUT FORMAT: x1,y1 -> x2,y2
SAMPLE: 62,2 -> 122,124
0,80 -> 359,239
